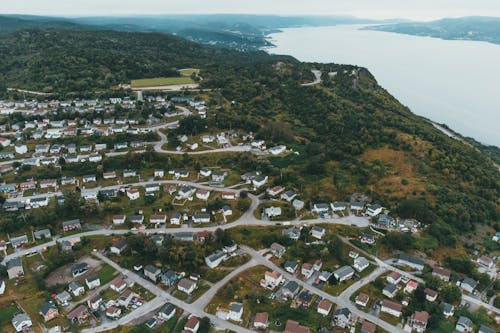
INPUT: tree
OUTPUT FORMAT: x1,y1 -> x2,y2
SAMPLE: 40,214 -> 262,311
442,285 -> 462,305
198,317 -> 211,333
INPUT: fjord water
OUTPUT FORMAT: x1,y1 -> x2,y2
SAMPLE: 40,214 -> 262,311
268,25 -> 500,147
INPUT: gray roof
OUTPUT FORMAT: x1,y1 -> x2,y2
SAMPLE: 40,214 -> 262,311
479,325 -> 496,333
283,280 -> 300,294
69,281 -> 83,290
384,283 -> 398,294
62,219 -> 81,227
34,229 -> 51,238
86,275 -> 99,283
333,307 -> 351,318
457,316 -> 473,328
399,253 -> 425,266
12,312 -> 31,327
40,301 -> 57,315
206,250 -> 226,263
334,265 -> 355,279
6,257 -> 22,270
144,265 -> 160,274
462,277 -> 478,288
230,303 -> 243,312
160,303 -> 176,315
284,260 -> 298,270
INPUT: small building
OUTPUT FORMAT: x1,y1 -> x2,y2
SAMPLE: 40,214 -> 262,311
229,302 -> 243,322
127,188 -> 140,200
253,312 -> 269,330
317,299 -> 332,316
87,293 -> 103,311
353,257 -> 370,272
7,258 -> 24,279
292,199 -> 305,210
404,280 -> 419,293
205,250 -> 227,269
262,270 -> 283,289
284,320 -> 310,333
170,212 -> 182,225
386,271 -> 402,285
361,321 -> 376,333
55,290 -> 72,306
158,303 -> 176,321
62,219 -> 81,232
478,325 -> 496,333
301,263 -> 314,279
270,242 -> 286,258
106,306 -> 121,319
333,307 -> 351,328
195,189 -> 210,201
192,213 -> 210,224
144,265 -> 161,282
39,301 -> 59,322
12,312 -> 32,332
310,226 -> 325,239
409,311 -> 429,333
380,299 -> 403,317
284,260 -> 299,274
129,214 -> 144,224
112,215 -> 126,225
333,266 -> 355,282
69,281 -> 85,297
455,316 -> 473,333
282,227 -> 301,241
150,214 -> 167,224
398,254 -> 425,271
85,275 -> 101,289
281,280 -> 300,299
110,277 -> 127,293
366,204 -> 382,217
281,190 -> 297,202
184,315 -> 200,333
178,278 -> 197,295
67,305 -> 89,323
432,266 -> 451,282
265,206 -> 282,218
110,239 -> 128,255
477,255 -> 494,269
312,203 -> 329,214
71,262 -> 89,277
424,288 -> 438,302
457,278 -> 478,293
441,302 -> 455,318
355,293 -> 370,307
383,284 -> 398,298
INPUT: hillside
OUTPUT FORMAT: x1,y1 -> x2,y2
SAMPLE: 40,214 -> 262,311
0,28 -> 498,241
366,16 -> 500,45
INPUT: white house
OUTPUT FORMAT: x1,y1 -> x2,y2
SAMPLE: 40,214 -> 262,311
170,212 -> 182,225
195,189 -> 210,201
205,251 -> 227,268
263,270 -> 283,289
330,201 -> 346,212
380,300 -> 403,317
387,271 -> 402,285
268,145 -> 286,155
112,215 -> 126,225
366,204 -> 383,217
252,176 -> 268,188
110,278 -> 127,293
11,312 -> 32,332
228,302 -> 243,322
310,226 -> 325,239
14,143 -> 28,154
178,278 -> 197,295
353,257 -> 370,272
317,299 -> 332,316
312,203 -> 329,214
264,206 -> 282,218
127,189 -> 140,200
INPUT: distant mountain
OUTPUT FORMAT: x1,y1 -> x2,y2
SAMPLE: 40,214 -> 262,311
0,15 -> 86,33
366,16 -> 500,45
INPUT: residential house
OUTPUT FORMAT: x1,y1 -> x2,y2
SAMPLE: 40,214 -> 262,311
284,261 -> 299,274
409,311 -> 429,333
177,185 -> 196,199
432,266 -> 451,282
292,199 -> 305,210
380,299 -> 403,317
457,278 -> 478,293
82,174 -> 96,183
144,265 -> 161,282
11,312 -> 32,332
160,270 -> 178,287
318,271 -> 332,282
270,242 -> 286,258
297,290 -> 313,307
178,278 -> 197,295
127,188 -> 140,200
262,270 -> 283,289
105,306 -> 121,319
205,250 -> 227,268
154,169 -> 164,178
110,239 -> 128,255
67,305 -> 89,323
222,205 -> 233,216
281,190 -> 297,202
87,293 -> 103,311
170,212 -> 182,225
477,255 -> 494,269
71,262 -> 89,277
404,280 -> 419,293
158,303 -> 176,321
301,263 -> 314,279
387,271 -> 402,285
366,204 -> 383,217
361,234 -> 375,245
118,289 -> 135,307
424,288 -> 438,302
10,235 -> 29,248
282,227 -> 301,241
252,175 -> 268,188
455,316 -> 473,333
112,215 -> 126,225
110,277 -> 127,293
330,201 -> 346,212
55,291 -> 72,307
441,302 -> 455,318
150,214 -> 167,224
145,183 -> 160,195
265,206 -> 282,218
253,312 -> 269,330
361,321 -> 376,333
222,192 -> 236,200
39,301 -> 59,322
333,266 -> 355,282
103,171 -> 117,179
267,186 -> 285,197
311,226 -> 325,239
151,235 -> 164,246
15,143 -> 28,154
354,257 -> 370,272
68,281 -> 85,297
333,308 -> 351,328
398,254 -> 425,271
478,325 -> 496,333
211,171 -> 226,182
281,280 -> 300,299
123,169 -> 137,178
284,320 -> 310,333
129,214 -> 144,224
195,189 -> 210,201
184,316 -> 200,332
228,302 -> 243,322
268,145 -> 286,155
312,203 -> 329,214
85,275 -> 101,289
62,219 -> 81,232
383,284 -> 399,298
355,293 -> 370,307
7,258 -> 24,279
192,213 -> 210,224
317,299 -> 332,316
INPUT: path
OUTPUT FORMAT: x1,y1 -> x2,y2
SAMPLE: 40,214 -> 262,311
300,70 -> 322,86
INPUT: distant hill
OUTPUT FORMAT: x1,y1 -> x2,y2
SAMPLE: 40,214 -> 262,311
366,16 -> 500,45
0,15 -> 85,33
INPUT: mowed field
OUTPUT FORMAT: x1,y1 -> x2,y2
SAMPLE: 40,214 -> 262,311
131,76 -> 194,88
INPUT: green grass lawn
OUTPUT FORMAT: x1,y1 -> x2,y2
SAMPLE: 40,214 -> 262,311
97,264 -> 118,285
131,77 -> 194,88
0,304 -> 18,328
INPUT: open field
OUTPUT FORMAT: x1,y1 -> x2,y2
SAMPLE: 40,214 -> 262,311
131,77 -> 194,88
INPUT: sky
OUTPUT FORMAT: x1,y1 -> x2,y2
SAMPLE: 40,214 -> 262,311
1,0 -> 500,21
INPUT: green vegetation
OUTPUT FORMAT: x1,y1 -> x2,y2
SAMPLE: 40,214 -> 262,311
131,76 -> 194,88
97,264 -> 117,285
0,304 -> 18,327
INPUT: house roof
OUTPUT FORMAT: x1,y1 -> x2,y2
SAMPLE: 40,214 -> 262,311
6,257 -> 22,269
412,311 -> 429,323
384,283 -> 398,294
479,325 -> 496,333
229,302 -> 243,312
356,293 -> 370,304
333,307 -> 351,318
318,299 -> 332,312
284,280 -> 300,294
424,288 -> 438,297
40,301 -> 58,315
178,278 -> 196,290
334,265 -> 354,279
62,219 -> 81,227
381,299 -> 403,312
432,266 -> 451,277
457,316 -> 473,328
160,303 -> 176,315
184,316 -> 199,330
112,239 -> 127,250
265,270 -> 282,280
399,253 -> 425,266
67,305 -> 88,319
284,319 -> 310,333
254,312 -> 268,324
361,321 -> 376,333
144,265 -> 160,274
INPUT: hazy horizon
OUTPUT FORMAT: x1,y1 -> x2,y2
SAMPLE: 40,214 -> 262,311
2,0 -> 500,21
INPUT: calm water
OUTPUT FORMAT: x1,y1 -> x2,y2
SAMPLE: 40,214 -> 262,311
268,25 -> 500,147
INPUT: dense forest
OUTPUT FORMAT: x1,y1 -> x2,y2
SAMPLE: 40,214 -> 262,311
0,27 -> 498,241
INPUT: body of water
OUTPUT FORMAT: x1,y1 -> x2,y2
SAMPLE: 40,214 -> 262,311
268,25 -> 500,147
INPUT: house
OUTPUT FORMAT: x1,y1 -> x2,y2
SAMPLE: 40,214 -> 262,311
61,176 -> 77,185
386,271 -> 402,285
383,284 -> 398,298
457,278 -> 478,293
333,308 -> 351,328
151,235 -> 164,246
88,153 -> 102,162
82,174 -> 96,183
222,205 -> 233,216
312,259 -> 322,272
110,277 -> 127,293
284,260 -> 299,274
355,293 -> 370,307
55,291 -> 72,306
441,302 -> 454,317
145,183 -> 160,194
268,145 -> 286,155
293,199 -> 305,210
127,188 -> 140,200
218,308 -> 231,321
29,196 -> 49,208
405,280 -> 419,293
229,302 -> 243,321
129,214 -> 144,224
164,184 -> 177,194
354,257 -> 370,272
158,303 -> 176,321
67,305 -> 89,323
284,320 -> 310,333
150,214 -> 167,224
333,266 -> 355,282
118,289 -> 135,307
205,250 -> 227,268
253,312 -> 269,330
252,175 -> 268,188
85,275 -> 101,289
113,215 -> 126,225
71,262 -> 89,277
377,214 -> 395,228
160,270 -> 178,286
68,281 -> 85,297
15,143 -> 28,154
106,306 -> 121,319
87,293 -> 103,311
311,226 -> 325,239
144,265 -> 161,282
212,171 -> 226,182
263,270 -> 283,289
174,169 -> 189,178
195,189 -> 210,201
455,316 -> 473,333
99,188 -> 118,199
282,227 -> 301,241
192,213 -> 210,224
361,321 -> 376,333
301,263 -> 314,279
154,169 -> 164,178
381,299 -> 403,317
265,206 -> 282,218
270,242 -> 286,258
11,312 -> 32,332
20,180 -> 36,191
477,255 -> 494,268
177,185 -> 196,199
178,278 -> 197,295
186,141 -> 199,150
319,271 -> 332,282
62,219 -> 81,232
298,290 -> 313,307
170,212 -> 182,225
0,280 -> 5,295
39,301 -> 59,322
222,192 -> 236,200
184,315 -> 200,332
317,299 -> 332,316
478,325 -> 496,333
7,258 -> 24,279
424,288 -> 438,302
331,201 -> 346,212
110,239 -> 128,255
312,203 -> 329,214
10,235 -> 29,248
432,266 -> 451,282
281,190 -> 297,202
398,253 -> 425,271
409,311 -> 429,333
267,186 -> 285,197
366,204 -> 383,217
281,280 -> 300,299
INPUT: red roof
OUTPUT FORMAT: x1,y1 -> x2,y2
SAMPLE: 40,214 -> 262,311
284,320 -> 311,333
318,299 -> 332,312
356,293 -> 370,304
432,266 -> 451,277
412,311 -> 429,323
381,299 -> 403,312
424,288 -> 438,297
254,312 -> 268,325
361,321 -> 376,333
184,316 -> 199,330
388,271 -> 401,280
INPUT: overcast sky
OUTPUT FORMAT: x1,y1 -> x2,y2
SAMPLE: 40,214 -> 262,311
1,0 -> 500,20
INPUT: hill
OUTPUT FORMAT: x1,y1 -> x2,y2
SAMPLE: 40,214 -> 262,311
0,28 -> 498,242
366,16 -> 500,45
